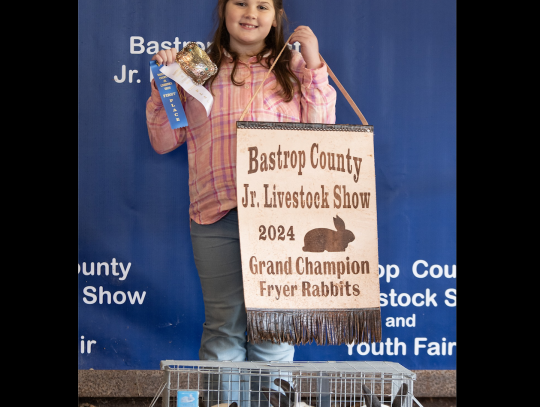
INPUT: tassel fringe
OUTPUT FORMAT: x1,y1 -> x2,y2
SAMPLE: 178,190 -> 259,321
246,308 -> 382,345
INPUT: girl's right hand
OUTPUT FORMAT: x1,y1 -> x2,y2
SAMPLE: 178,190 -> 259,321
151,48 -> 178,66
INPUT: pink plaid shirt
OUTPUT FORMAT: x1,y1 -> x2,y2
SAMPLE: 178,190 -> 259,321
146,49 -> 337,225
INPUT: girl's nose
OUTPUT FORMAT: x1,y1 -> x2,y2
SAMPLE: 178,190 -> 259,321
243,5 -> 257,18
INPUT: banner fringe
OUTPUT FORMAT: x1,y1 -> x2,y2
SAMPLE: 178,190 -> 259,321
246,308 -> 382,345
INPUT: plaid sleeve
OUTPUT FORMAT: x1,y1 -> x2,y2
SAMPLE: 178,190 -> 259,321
290,51 -> 337,125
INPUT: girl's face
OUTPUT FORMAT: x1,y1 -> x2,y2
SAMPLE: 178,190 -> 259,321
224,0 -> 278,55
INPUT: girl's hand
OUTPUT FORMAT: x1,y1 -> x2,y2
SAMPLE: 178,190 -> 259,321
289,26 -> 322,69
151,48 -> 178,66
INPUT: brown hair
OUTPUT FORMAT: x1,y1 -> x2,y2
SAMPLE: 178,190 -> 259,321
207,0 -> 300,102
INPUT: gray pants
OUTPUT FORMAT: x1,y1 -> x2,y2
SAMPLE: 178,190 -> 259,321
190,208 -> 294,406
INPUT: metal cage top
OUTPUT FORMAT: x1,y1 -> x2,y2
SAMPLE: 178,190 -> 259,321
159,360 -> 416,379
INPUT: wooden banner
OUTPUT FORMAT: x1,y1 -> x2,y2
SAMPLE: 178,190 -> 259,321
236,122 -> 381,346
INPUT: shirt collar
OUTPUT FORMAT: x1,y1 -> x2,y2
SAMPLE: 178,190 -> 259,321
222,48 -> 272,63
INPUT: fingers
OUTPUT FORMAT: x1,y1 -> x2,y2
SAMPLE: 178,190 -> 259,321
294,25 -> 313,33
288,28 -> 318,52
289,25 -> 314,43
168,47 -> 177,62
288,25 -> 321,68
151,47 -> 178,66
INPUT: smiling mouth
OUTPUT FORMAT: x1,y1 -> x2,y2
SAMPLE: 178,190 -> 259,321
240,23 -> 258,29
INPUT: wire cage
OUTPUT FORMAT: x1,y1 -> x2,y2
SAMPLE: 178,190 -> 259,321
149,361 -> 423,407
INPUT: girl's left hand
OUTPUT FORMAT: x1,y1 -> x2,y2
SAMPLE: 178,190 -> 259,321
289,26 -> 322,69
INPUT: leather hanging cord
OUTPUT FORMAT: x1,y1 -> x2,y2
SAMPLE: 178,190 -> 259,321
319,55 -> 368,126
239,33 -> 294,122
238,33 -> 368,125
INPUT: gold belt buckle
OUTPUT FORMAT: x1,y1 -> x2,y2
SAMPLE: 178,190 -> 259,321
175,42 -> 218,86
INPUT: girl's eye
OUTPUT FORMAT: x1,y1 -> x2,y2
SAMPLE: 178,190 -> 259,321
233,1 -> 269,10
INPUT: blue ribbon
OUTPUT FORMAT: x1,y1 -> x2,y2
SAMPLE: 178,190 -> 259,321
149,60 -> 188,129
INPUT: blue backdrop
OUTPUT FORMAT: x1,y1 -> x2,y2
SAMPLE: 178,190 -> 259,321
78,0 -> 456,370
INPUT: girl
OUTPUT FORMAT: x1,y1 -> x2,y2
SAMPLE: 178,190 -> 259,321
146,1 -> 336,402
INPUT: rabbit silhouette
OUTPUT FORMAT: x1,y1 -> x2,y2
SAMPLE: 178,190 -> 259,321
302,215 -> 355,252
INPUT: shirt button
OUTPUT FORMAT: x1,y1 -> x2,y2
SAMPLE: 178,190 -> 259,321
244,84 -> 250,89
